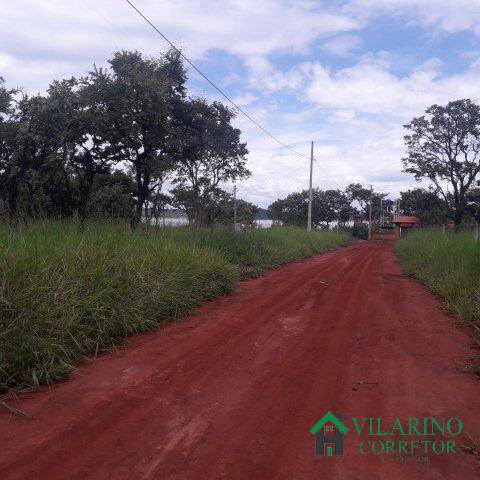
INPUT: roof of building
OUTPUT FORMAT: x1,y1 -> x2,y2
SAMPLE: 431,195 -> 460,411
393,215 -> 420,225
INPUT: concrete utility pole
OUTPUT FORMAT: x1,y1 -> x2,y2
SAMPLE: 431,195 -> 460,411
233,185 -> 238,231
307,141 -> 314,231
368,184 -> 373,240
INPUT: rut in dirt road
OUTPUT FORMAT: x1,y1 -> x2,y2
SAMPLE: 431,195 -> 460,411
1,242 -> 479,480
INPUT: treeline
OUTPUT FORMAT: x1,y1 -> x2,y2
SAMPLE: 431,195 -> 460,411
400,188 -> 480,226
268,184 -> 480,229
267,183 -> 387,228
0,49 -> 254,227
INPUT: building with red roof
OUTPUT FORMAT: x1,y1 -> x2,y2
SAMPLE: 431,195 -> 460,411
371,215 -> 421,241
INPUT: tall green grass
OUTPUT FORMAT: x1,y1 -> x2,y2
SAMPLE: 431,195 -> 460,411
152,226 -> 350,278
0,221 -> 350,390
396,229 -> 480,338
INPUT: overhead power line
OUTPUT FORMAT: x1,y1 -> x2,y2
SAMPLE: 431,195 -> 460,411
125,0 -> 306,158
123,0 -> 344,190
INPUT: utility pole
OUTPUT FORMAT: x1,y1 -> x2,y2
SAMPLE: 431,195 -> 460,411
307,141 -> 314,231
380,198 -> 383,227
233,185 -> 238,232
368,184 -> 373,240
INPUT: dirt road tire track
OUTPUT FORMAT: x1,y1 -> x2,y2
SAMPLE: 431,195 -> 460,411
1,242 -> 479,479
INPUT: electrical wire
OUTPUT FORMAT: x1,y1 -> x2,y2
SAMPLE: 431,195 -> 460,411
124,0 -> 344,190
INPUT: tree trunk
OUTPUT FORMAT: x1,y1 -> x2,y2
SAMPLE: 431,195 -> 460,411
453,202 -> 464,234
132,196 -> 144,230
131,167 -> 150,231
78,155 -> 96,231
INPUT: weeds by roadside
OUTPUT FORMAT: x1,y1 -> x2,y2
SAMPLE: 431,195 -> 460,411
0,221 -> 351,391
461,434 -> 480,468
396,229 -> 480,374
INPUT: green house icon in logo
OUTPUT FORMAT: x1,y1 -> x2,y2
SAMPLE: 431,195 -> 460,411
310,411 -> 349,457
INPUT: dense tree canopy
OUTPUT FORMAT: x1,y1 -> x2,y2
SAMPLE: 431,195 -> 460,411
399,188 -> 448,225
403,99 -> 480,231
86,50 -> 187,227
0,50 -> 252,227
170,99 -> 249,224
268,188 -> 353,228
345,183 -> 387,221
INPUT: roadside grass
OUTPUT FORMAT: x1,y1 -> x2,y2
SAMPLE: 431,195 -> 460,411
152,225 -> 351,278
396,230 -> 480,372
0,221 -> 350,390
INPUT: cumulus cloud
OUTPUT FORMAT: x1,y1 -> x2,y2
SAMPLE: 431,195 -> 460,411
0,1 -> 359,79
257,55 -> 480,118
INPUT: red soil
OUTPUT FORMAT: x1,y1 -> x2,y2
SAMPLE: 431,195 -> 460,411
1,242 -> 479,479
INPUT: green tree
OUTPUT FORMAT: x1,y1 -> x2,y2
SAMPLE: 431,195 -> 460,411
0,78 -> 18,221
170,98 -> 249,224
6,91 -> 76,218
399,188 -> 448,225
268,191 -> 308,227
87,49 -> 187,228
314,189 -> 352,226
345,183 -> 387,221
403,99 -> 480,232
202,191 -> 258,225
1,77 -> 115,222
268,188 -> 353,228
87,170 -> 135,219
51,78 -> 114,223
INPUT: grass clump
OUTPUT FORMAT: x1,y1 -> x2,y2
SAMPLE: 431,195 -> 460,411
396,229 -> 480,367
154,226 -> 351,278
0,221 -> 350,390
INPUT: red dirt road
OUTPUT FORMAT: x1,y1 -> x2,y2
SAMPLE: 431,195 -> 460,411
1,242 -> 479,479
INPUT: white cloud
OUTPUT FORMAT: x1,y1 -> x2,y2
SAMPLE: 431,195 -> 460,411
345,0 -> 480,36
236,47 -> 480,204
303,56 -> 480,117
232,92 -> 257,106
0,1 -> 359,83
323,35 -> 362,56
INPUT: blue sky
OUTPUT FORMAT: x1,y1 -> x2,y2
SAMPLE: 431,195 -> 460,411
2,0 -> 480,206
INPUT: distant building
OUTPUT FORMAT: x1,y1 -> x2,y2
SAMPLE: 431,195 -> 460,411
393,215 -> 420,236
372,214 -> 420,240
